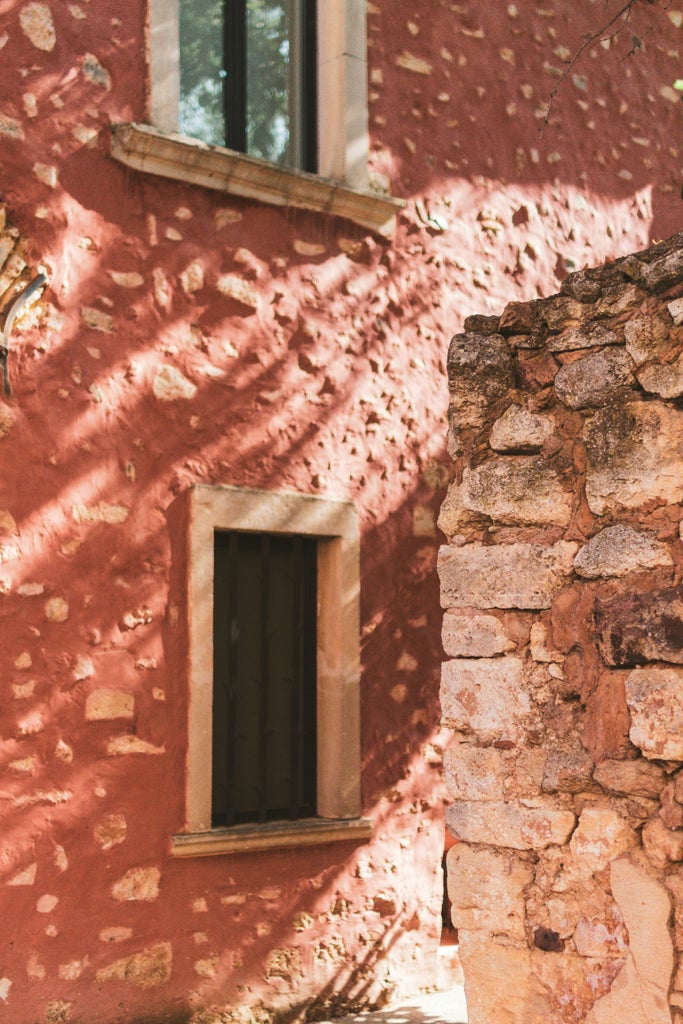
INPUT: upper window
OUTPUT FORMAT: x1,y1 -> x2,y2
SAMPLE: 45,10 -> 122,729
178,0 -> 318,173
149,0 -> 371,190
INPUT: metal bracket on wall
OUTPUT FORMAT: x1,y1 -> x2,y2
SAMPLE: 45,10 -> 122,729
0,271 -> 47,398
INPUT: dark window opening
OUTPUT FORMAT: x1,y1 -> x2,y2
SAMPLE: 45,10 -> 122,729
212,531 -> 317,827
179,0 -> 318,173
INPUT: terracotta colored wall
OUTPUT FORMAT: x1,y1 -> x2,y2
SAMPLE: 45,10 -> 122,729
440,232 -> 683,1023
0,0 -> 680,1021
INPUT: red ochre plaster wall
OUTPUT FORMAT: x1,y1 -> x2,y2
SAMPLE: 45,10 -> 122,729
0,1 -> 680,1022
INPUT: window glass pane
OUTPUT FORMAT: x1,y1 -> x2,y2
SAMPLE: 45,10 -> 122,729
179,0 -> 226,146
246,0 -> 302,167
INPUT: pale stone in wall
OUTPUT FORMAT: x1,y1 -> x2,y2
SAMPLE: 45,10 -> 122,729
440,657 -> 530,743
438,541 -> 577,610
585,857 -> 673,1024
446,799 -> 576,851
153,366 -> 197,401
457,935 -> 552,1024
489,404 -> 554,452
637,355 -> 683,399
461,457 -> 572,526
19,2 -> 56,51
554,347 -> 634,410
584,401 -> 683,514
112,866 -> 160,902
569,807 -> 638,876
626,667 -> 683,759
447,845 -> 532,940
574,524 -> 673,578
441,608 -> 514,657
85,689 -> 134,721
443,743 -> 505,801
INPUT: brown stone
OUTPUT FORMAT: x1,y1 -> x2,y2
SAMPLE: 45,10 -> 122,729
643,815 -> 683,867
489,404 -> 554,452
542,746 -> 594,794
438,541 -> 577,610
582,671 -> 632,762
593,758 -> 666,798
584,401 -> 683,514
624,313 -> 670,365
637,354 -> 683,399
626,667 -> 683,760
554,347 -> 634,409
440,657 -> 530,743
548,323 -> 619,352
595,586 -> 683,667
461,457 -> 573,526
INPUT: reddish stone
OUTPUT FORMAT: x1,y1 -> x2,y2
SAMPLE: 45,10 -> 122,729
595,585 -> 683,667
582,671 -> 633,762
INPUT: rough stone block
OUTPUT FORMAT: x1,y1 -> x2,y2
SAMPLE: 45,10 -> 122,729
637,354 -> 683,399
626,667 -> 683,759
96,943 -> 172,989
554,347 -> 634,409
542,746 -> 594,794
643,815 -> 683,868
624,314 -> 670,365
548,323 -> 619,352
585,857 -> 673,1024
574,524 -> 672,579
461,457 -> 572,526
457,934 -> 552,1024
447,845 -> 532,939
583,672 -> 633,762
438,541 -> 577,610
593,758 -> 666,798
489,404 -> 554,452
569,807 -> 638,875
595,586 -> 683,667
446,799 -> 576,851
443,743 -> 505,801
85,689 -> 134,721
584,401 -> 683,514
441,608 -> 514,657
446,333 -> 514,428
440,657 -> 530,742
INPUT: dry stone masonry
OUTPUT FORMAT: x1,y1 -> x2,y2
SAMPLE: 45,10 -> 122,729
439,232 -> 683,1024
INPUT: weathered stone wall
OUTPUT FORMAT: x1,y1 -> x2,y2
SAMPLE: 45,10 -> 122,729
440,232 -> 683,1024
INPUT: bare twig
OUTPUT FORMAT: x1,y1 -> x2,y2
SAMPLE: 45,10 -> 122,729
539,0 -> 671,136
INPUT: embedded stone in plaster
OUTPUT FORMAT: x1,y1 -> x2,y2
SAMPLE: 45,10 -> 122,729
19,2 -> 56,51
447,844 -> 532,939
96,942 -> 172,988
438,541 -> 577,610
441,608 -> 514,657
443,743 -> 505,801
554,348 -> 634,409
107,735 -> 165,755
85,689 -> 134,721
489,404 -> 553,452
153,366 -> 197,401
446,332 -> 514,429
94,813 -> 127,850
446,799 -> 576,851
72,503 -> 129,525
216,274 -> 259,310
461,457 -> 572,526
584,401 -> 683,514
574,524 -> 673,579
81,306 -> 114,333
440,656 -> 530,742
585,857 -> 673,1024
626,667 -> 683,760
82,54 -> 111,89
595,586 -> 683,667
112,866 -> 160,902
45,596 -> 69,622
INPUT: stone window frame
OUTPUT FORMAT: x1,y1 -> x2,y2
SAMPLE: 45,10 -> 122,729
171,485 -> 371,857
110,0 -> 403,237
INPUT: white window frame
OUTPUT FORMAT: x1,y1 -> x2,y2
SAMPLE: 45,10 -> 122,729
171,485 -> 371,857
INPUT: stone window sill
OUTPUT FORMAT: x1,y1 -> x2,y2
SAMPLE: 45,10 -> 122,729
171,817 -> 373,857
110,123 -> 404,237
